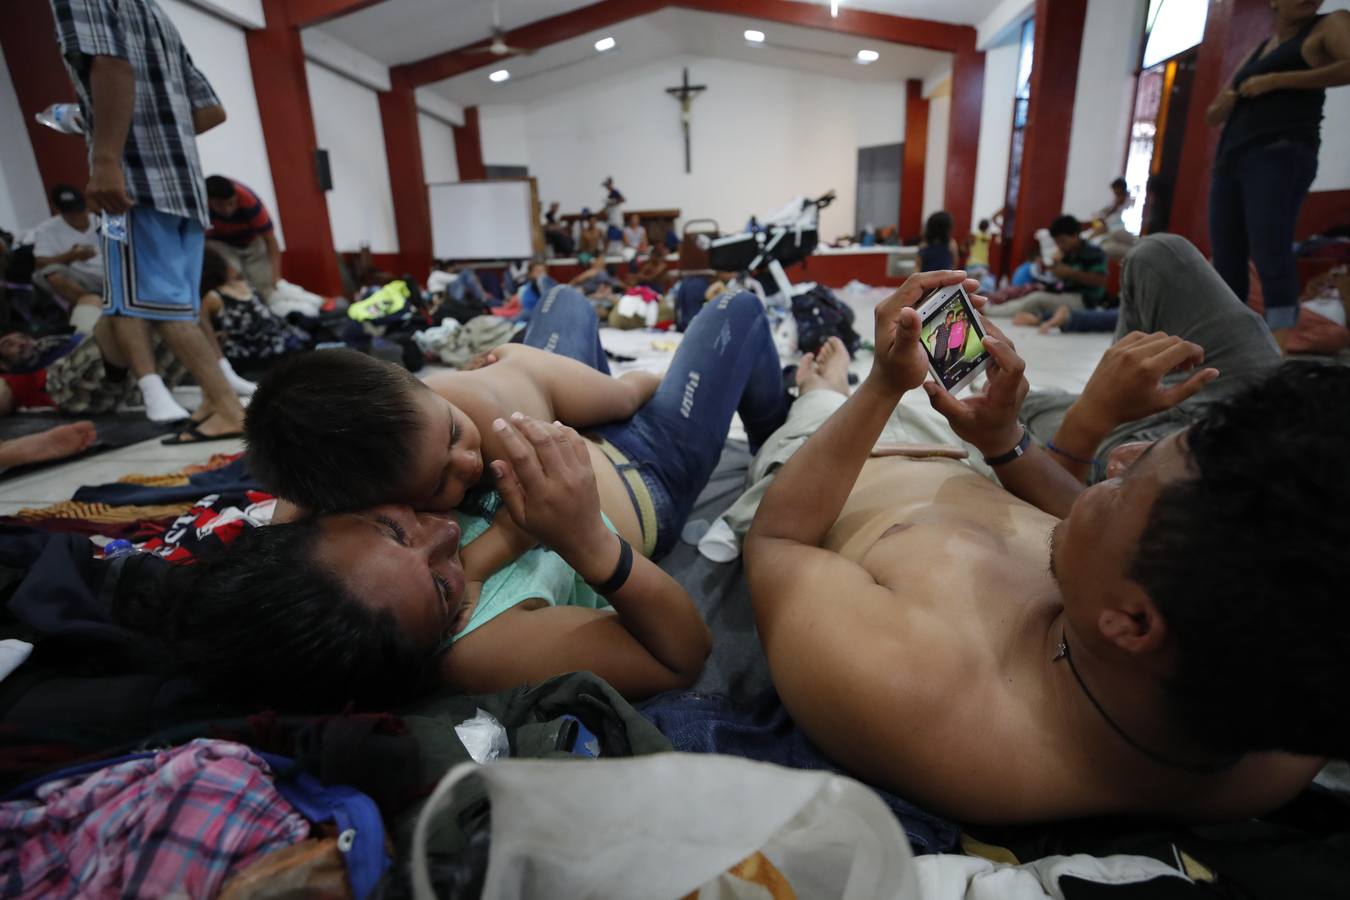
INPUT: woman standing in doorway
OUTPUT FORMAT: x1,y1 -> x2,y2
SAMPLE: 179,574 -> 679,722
1206,1 -> 1350,350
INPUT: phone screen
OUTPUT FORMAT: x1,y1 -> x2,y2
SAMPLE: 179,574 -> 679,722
920,287 -> 989,392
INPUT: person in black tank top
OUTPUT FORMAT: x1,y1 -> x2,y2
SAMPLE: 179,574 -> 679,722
1205,2 -> 1350,350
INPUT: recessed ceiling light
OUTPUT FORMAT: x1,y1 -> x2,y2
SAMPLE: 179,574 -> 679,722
855,49 -> 879,63
744,29 -> 765,43
489,68 -> 510,82
594,36 -> 616,52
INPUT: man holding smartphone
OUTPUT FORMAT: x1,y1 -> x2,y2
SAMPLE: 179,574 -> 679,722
744,234 -> 1345,824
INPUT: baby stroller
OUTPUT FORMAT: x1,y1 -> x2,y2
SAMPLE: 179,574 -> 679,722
708,191 -> 835,297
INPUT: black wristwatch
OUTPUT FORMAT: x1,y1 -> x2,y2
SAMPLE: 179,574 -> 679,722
982,428 -> 1032,467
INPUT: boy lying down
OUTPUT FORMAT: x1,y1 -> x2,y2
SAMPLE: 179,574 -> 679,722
147,286 -> 789,706
746,235 -> 1349,824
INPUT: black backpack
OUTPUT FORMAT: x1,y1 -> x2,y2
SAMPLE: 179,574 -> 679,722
791,285 -> 860,356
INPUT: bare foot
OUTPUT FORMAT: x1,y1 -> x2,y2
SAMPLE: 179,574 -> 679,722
190,399 -> 216,424
0,421 -> 97,468
1011,312 -> 1040,328
1038,304 -> 1072,335
796,337 -> 851,396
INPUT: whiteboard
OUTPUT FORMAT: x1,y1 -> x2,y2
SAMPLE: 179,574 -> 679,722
428,180 -> 535,260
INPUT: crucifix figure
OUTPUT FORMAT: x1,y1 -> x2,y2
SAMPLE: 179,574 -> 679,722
665,67 -> 707,174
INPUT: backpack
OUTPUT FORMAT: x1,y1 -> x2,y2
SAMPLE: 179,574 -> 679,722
791,285 -> 860,356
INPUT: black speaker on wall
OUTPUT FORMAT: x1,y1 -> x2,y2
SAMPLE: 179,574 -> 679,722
315,149 -> 333,192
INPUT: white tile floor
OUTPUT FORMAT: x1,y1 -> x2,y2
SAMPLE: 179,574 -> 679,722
0,309 -> 1112,513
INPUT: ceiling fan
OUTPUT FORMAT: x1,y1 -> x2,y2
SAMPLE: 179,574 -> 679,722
464,0 -> 532,57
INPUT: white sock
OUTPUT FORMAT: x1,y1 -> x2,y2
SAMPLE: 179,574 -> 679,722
218,357 -> 256,397
69,304 -> 101,335
138,374 -> 190,423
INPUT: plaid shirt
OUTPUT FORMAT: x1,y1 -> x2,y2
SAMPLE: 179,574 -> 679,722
49,0 -> 220,226
0,740 -> 310,898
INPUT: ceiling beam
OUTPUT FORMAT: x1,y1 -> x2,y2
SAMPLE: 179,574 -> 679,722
669,0 -> 971,52
394,0 -> 974,89
288,0 -> 387,29
396,0 -> 666,88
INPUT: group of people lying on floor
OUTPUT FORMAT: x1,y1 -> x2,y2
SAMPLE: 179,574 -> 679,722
113,234 -> 1346,828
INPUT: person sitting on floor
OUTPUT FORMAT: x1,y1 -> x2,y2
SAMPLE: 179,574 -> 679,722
918,211 -> 959,272
205,176 -> 282,300
993,215 -> 1110,322
626,248 -> 670,292
157,286 -> 787,709
515,261 -> 557,323
569,253 -> 620,298
198,246 -> 308,376
23,184 -> 105,335
744,235 -> 1342,825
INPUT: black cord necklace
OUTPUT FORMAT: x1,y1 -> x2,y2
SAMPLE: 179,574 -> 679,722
1055,631 -> 1236,775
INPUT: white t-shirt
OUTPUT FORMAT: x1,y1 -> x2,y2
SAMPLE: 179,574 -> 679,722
23,215 -> 102,279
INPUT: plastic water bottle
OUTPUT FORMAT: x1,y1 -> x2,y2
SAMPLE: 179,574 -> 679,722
35,103 -> 85,135
102,539 -> 137,559
103,213 -> 127,242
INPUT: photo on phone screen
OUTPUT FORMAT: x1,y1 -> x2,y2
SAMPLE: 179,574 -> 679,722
918,285 -> 990,394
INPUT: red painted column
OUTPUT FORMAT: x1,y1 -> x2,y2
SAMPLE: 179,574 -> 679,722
380,73 -> 433,281
245,0 -> 343,296
453,106 -> 486,181
1010,0 -> 1088,267
900,79 -> 929,241
1169,0 -> 1273,255
946,37 -> 985,239
0,0 -> 90,207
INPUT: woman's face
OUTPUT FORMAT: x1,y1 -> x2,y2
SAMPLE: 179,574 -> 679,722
314,504 -> 466,654
404,388 -> 485,511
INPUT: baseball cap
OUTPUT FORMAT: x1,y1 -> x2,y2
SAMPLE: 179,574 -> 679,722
50,184 -> 86,213
580,207 -> 592,216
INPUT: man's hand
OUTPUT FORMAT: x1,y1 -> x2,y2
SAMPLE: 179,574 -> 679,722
923,319 -> 1029,456
1071,331 -> 1219,435
1239,73 -> 1285,98
871,270 -> 979,395
86,159 -> 132,215
489,413 -> 614,578
66,244 -> 98,263
1051,263 -> 1074,280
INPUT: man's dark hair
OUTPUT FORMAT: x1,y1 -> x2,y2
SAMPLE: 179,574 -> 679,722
977,218 -> 990,232
1131,363 -> 1350,757
205,175 -> 237,200
923,210 -> 954,245
200,246 -> 230,297
1049,215 -> 1082,238
245,350 -> 426,510
116,518 -> 437,710
50,183 -> 85,212
1111,177 -> 1128,193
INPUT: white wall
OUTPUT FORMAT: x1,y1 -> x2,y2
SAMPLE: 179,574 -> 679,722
419,112 -> 460,185
479,105 -> 531,169
0,43 -> 47,233
182,0 -> 263,29
305,62 -> 399,252
1062,0 -> 1147,220
1311,0 -> 1350,192
971,35 -> 1020,226
922,90 -> 951,222
480,55 -> 904,240
162,0 -> 284,246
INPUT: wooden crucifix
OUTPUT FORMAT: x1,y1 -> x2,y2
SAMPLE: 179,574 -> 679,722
665,67 -> 706,174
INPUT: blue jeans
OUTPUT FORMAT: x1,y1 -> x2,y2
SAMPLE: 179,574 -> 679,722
1209,139 -> 1318,331
524,286 -> 787,558
1062,309 -> 1119,333
641,691 -> 959,855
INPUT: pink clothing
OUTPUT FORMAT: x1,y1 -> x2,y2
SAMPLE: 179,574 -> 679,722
948,321 -> 968,354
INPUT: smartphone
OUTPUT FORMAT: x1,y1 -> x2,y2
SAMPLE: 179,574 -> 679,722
916,283 -> 991,395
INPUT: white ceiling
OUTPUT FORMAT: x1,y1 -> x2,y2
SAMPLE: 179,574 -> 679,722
316,0 -> 1008,69
420,8 -> 952,105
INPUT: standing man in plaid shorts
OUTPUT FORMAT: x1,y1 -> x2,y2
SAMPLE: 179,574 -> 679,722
50,0 -> 249,442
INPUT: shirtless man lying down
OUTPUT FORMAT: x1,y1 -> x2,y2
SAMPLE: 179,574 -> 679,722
745,251 -> 1348,824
